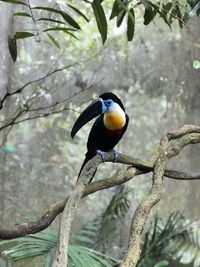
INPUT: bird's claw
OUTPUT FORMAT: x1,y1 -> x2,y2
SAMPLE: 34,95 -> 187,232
97,150 -> 106,162
113,148 -> 118,162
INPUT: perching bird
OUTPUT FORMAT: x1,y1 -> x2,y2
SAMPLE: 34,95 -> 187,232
71,92 -> 129,180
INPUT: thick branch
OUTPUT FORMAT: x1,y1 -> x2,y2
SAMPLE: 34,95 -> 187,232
167,125 -> 200,139
52,155 -> 103,266
120,127 -> 200,267
120,136 -> 169,267
0,152 -> 200,239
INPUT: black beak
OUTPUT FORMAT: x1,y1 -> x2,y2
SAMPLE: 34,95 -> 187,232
71,98 -> 107,138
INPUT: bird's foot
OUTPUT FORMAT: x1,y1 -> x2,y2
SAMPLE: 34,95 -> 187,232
97,150 -> 106,162
112,148 -> 118,162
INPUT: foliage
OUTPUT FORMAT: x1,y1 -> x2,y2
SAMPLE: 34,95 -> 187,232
3,211 -> 200,267
0,187 -> 130,266
138,212 -> 200,267
0,228 -> 119,267
75,186 -> 131,253
2,0 -> 200,50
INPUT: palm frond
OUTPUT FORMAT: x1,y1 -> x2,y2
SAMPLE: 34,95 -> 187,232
0,186 -> 130,266
138,212 -> 200,267
0,228 -> 119,267
72,219 -> 100,245
73,186 -> 131,254
95,187 -> 131,251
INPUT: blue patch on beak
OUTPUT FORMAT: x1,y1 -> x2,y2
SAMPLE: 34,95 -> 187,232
96,98 -> 108,113
103,99 -> 114,110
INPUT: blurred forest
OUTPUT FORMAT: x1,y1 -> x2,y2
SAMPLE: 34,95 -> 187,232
0,0 -> 200,266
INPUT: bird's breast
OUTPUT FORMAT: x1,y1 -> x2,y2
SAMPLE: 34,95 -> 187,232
103,110 -> 126,131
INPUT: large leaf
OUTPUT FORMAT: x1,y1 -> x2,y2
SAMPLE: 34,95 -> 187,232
91,0 -> 107,44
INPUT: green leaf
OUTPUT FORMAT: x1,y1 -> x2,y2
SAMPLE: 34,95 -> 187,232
14,31 -> 35,39
67,4 -> 89,22
37,18 -> 66,24
141,0 -> 157,25
150,2 -> 171,28
116,10 -> 126,27
110,0 -> 119,19
0,228 -> 118,266
127,8 -> 135,41
60,11 -> 81,30
2,0 -> 27,5
193,60 -> 200,69
163,3 -> 173,12
110,0 -> 128,20
14,12 -> 31,17
8,36 -> 17,62
91,0 -> 107,44
175,5 -> 183,28
46,33 -> 60,49
44,27 -> 78,39
33,7 -> 81,29
44,251 -> 53,267
73,234 -> 94,244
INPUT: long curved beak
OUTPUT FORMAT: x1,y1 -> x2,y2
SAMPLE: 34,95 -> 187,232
71,98 -> 107,138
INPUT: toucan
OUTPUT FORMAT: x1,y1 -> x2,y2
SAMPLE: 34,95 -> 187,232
71,92 -> 129,180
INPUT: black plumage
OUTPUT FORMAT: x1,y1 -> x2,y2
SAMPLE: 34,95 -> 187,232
71,92 -> 129,180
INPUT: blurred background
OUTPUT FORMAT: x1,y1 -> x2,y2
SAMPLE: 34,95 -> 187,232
0,0 -> 200,266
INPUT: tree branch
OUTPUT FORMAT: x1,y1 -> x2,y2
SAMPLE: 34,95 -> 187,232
120,127 -> 200,267
52,154 -> 103,266
120,135 -> 169,266
1,148 -> 200,239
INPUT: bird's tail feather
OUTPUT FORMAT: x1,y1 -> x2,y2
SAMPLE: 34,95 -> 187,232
77,153 -> 96,182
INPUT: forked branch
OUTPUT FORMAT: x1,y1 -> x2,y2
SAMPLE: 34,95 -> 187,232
0,125 -> 200,267
120,125 -> 200,267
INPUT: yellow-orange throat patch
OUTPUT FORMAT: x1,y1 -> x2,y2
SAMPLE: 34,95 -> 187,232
104,108 -> 126,130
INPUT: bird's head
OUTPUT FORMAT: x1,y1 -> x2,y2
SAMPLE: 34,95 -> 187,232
71,92 -> 126,138
99,92 -> 125,111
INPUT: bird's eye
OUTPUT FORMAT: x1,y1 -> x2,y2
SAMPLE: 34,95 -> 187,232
105,100 -> 112,106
